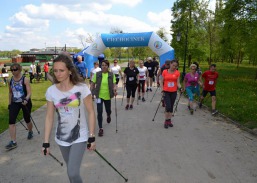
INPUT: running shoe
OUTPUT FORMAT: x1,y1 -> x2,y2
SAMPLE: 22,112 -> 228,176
142,97 -> 146,102
98,129 -> 104,137
212,109 -> 218,115
149,88 -> 152,92
164,121 -> 169,129
167,120 -> 173,127
129,105 -> 133,109
138,96 -> 141,100
5,141 -> 17,150
146,88 -> 149,92
27,131 -> 33,140
125,104 -> 129,110
107,116 -> 111,123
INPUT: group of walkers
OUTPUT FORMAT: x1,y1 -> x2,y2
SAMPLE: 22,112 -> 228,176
4,53 -> 218,183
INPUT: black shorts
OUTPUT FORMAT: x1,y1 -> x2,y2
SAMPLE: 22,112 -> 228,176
148,72 -> 154,78
202,90 -> 216,97
9,100 -> 32,124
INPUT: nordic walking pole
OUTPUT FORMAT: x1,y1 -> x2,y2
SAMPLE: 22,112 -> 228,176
16,117 -> 28,130
44,149 -> 63,166
95,149 -> 128,182
115,96 -> 118,133
152,97 -> 162,121
121,84 -> 125,106
150,86 -> 159,102
173,91 -> 183,114
49,153 -> 64,166
25,106 -> 40,134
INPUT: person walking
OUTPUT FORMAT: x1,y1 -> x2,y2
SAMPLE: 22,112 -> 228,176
5,63 -> 33,150
160,60 -> 181,128
144,57 -> 156,92
137,60 -> 148,102
123,60 -> 139,110
36,62 -> 42,81
199,64 -> 219,115
75,55 -> 88,80
29,61 -> 36,83
43,61 -> 49,81
183,64 -> 202,115
90,61 -> 101,100
91,60 -> 117,137
42,53 -> 96,183
1,64 -> 8,84
110,58 -> 123,86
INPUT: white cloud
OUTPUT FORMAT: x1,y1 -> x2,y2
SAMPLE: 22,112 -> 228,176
147,9 -> 172,42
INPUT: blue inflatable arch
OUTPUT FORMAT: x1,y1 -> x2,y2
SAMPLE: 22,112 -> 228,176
84,32 -> 174,77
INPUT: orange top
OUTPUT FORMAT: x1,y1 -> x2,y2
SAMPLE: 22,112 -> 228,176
162,69 -> 180,92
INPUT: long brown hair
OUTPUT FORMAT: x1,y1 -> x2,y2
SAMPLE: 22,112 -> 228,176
52,53 -> 83,85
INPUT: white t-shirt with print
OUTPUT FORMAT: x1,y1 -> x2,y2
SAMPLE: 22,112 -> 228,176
137,66 -> 147,80
110,65 -> 121,78
45,83 -> 91,146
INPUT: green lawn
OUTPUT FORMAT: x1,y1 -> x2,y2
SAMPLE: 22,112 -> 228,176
195,62 -> 257,129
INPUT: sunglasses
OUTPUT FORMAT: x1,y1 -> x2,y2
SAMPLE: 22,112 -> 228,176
10,68 -> 18,72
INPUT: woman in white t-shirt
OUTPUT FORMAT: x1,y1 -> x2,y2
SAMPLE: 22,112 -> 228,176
137,60 -> 148,102
42,53 -> 96,183
90,62 -> 101,100
110,59 -> 122,86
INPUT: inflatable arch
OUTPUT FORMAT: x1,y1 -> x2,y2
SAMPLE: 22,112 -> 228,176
84,32 -> 174,77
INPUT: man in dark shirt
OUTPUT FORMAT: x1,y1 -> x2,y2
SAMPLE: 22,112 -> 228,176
144,57 -> 156,92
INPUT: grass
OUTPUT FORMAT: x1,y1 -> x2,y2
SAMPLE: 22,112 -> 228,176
0,76 -> 52,133
194,62 -> 257,129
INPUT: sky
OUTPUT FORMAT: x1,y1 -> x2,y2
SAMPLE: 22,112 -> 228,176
0,0 -> 216,51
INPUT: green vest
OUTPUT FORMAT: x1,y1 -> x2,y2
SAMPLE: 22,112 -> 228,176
94,71 -> 114,99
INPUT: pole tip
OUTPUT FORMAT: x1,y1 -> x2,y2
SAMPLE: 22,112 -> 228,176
125,179 -> 128,182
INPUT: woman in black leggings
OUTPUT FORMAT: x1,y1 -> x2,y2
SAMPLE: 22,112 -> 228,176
123,60 -> 139,110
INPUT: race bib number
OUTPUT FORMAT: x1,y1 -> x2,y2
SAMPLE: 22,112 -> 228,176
129,77 -> 134,81
96,98 -> 101,104
13,91 -> 22,98
168,82 -> 174,87
209,81 -> 214,85
148,67 -> 152,70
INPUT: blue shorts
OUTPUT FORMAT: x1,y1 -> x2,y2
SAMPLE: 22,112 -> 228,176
186,86 -> 199,101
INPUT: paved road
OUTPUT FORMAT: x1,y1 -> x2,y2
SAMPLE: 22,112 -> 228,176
1,80 -> 257,183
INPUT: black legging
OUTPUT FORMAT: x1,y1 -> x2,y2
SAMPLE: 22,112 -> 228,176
126,84 -> 137,98
137,80 -> 146,93
163,91 -> 177,113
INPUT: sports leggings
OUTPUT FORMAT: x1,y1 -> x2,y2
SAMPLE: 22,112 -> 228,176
59,142 -> 87,183
137,80 -> 146,93
126,84 -> 137,98
163,91 -> 177,113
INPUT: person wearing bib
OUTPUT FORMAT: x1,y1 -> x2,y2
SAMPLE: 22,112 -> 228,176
160,60 -> 181,128
5,63 -> 33,150
137,60 -> 148,102
91,60 -> 117,137
144,57 -> 156,92
110,59 -> 123,86
199,64 -> 219,115
183,64 -> 202,115
123,60 -> 139,110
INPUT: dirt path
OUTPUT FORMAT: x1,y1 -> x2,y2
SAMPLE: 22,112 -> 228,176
1,82 -> 257,183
